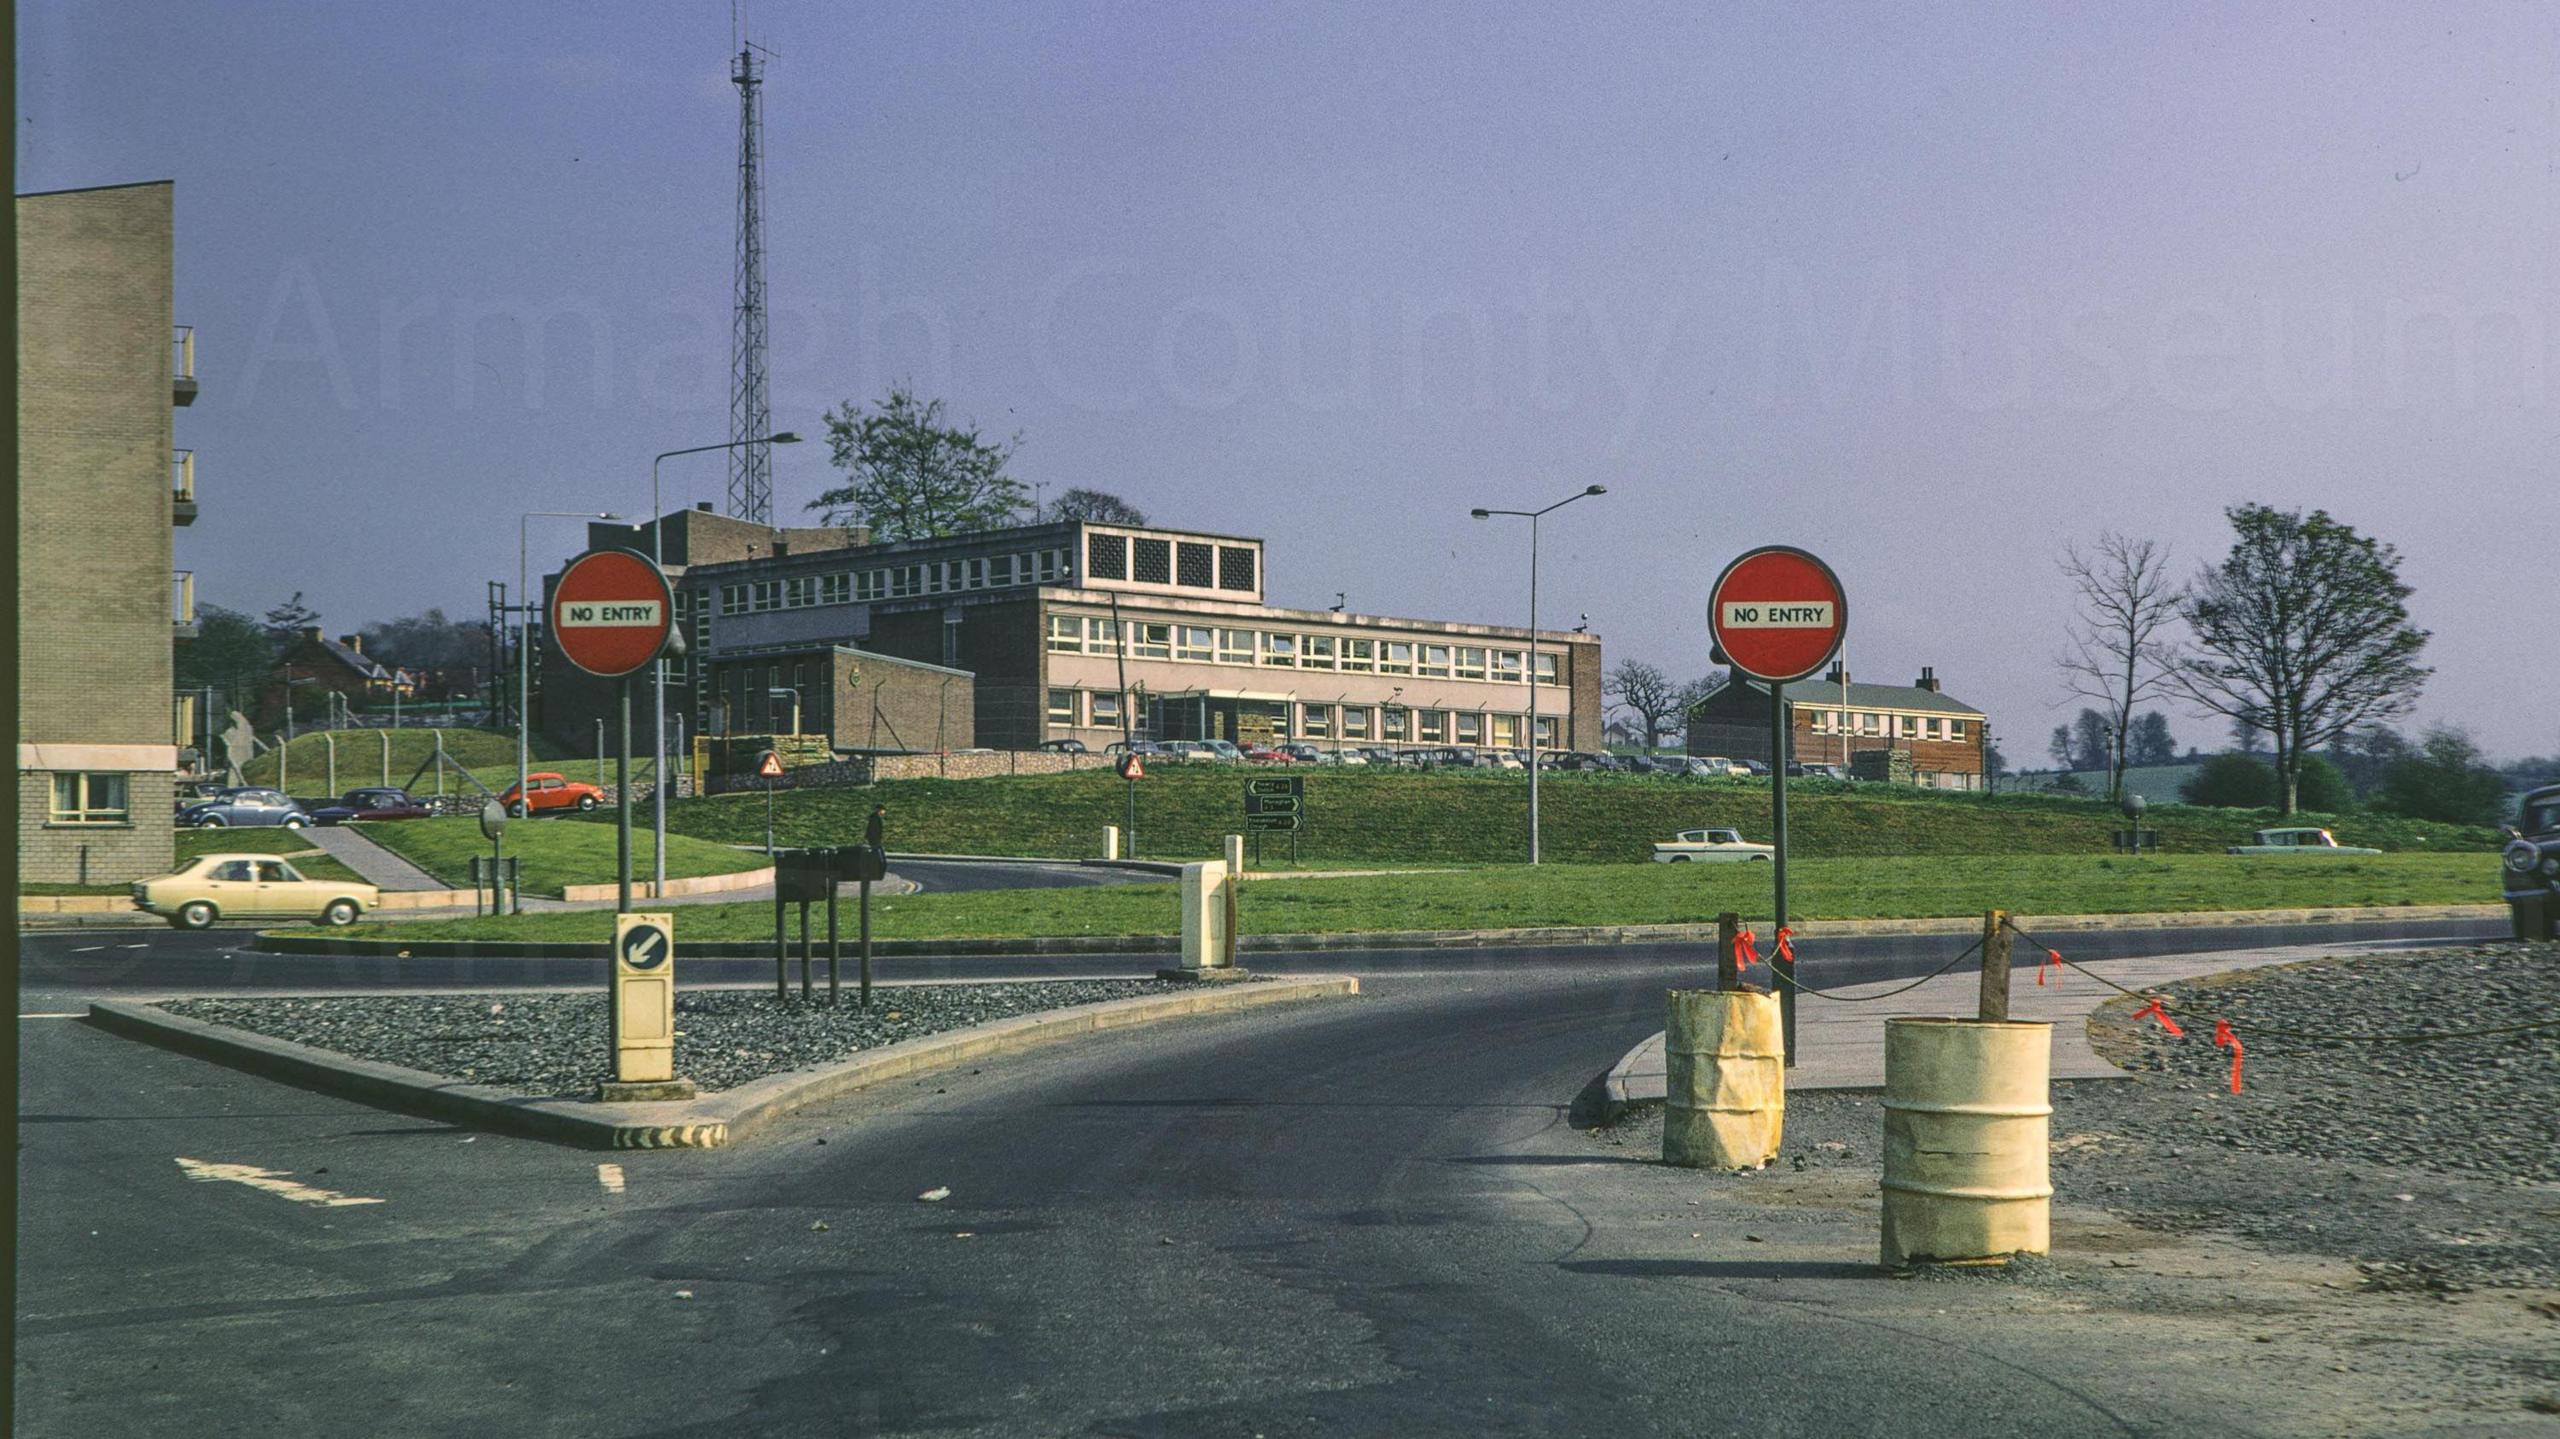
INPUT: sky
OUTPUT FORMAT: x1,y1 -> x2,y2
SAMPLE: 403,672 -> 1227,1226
20,1 -> 2560,759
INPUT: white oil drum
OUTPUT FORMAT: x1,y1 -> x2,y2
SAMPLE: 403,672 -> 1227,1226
1661,989 -> 1785,1169
1880,1017 -> 2052,1265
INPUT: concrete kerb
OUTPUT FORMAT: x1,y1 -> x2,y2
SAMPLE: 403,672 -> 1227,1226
86,975 -> 1360,1150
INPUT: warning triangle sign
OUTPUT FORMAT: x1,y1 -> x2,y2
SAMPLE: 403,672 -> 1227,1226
757,750 -> 785,778
1120,755 -> 1145,780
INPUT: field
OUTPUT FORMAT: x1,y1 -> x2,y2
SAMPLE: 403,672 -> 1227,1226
357,816 -> 767,897
338,853 -> 2496,944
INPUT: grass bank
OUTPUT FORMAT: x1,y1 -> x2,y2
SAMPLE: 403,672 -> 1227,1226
238,726 -> 639,794
357,817 -> 766,897
337,853 -> 2495,944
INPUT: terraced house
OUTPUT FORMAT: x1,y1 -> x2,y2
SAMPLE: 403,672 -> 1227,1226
539,515 -> 1605,759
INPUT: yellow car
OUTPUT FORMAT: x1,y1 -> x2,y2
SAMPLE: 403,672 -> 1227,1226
132,853 -> 380,929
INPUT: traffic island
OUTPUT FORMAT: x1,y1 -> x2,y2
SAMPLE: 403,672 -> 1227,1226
87,974 -> 1359,1149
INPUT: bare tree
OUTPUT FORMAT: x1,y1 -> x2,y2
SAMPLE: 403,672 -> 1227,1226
2175,504 -> 2431,814
2057,532 -> 2180,802
1050,488 -> 1150,525
1605,659 -> 1684,751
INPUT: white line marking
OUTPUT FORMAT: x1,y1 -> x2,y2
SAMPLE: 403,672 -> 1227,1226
19,1013 -> 84,1020
596,1163 -> 626,1194
71,945 -> 105,953
119,944 -> 148,950
175,1157 -> 384,1207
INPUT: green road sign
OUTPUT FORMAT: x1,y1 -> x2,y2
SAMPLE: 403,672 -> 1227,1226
1243,775 -> 1305,832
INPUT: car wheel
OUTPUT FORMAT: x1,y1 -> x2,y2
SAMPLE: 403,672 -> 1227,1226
576,794 -> 598,812
199,816 -> 226,828
1674,855 -> 1694,863
176,901 -> 217,930
1749,855 -> 1773,863
509,802 -> 529,818
320,899 -> 360,927
282,817 -> 306,829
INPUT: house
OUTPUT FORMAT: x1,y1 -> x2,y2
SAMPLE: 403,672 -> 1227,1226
266,629 -> 419,723
1686,666 -> 1989,790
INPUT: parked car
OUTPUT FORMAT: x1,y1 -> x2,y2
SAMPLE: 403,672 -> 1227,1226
1788,762 -> 1852,781
1276,742 -> 1325,764
1548,751 -> 1612,772
499,772 -> 605,817
132,853 -> 379,929
1358,746 -> 1404,767
1651,827 -> 1777,863
1037,738 -> 1088,755
1239,744 -> 1295,765
306,787 -> 432,826
2502,784 -> 2560,940
2224,827 -> 2382,856
1732,758 -> 1770,777
1103,739 -> 1168,757
176,788 -> 310,829
1483,749 -> 1526,771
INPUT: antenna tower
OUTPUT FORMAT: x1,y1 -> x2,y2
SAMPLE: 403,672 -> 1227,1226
728,32 -> 774,523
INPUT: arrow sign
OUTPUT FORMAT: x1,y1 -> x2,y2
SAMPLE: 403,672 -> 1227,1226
619,923 -> 670,971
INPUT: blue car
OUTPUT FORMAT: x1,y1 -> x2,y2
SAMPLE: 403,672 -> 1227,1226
176,787 -> 311,829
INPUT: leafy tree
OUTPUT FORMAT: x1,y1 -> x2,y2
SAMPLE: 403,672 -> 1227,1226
1049,488 -> 1149,525
1606,660 -> 1685,749
808,384 -> 1028,539
2175,505 -> 2431,814
2048,709 -> 2109,771
2375,729 -> 2508,825
2181,753 -> 2276,808
2230,716 -> 2266,754
2125,711 -> 2178,767
1984,741 -> 2008,779
174,605 -> 278,713
2323,724 -> 2413,799
359,608 -> 494,696
2057,532 -> 2180,800
262,591 -> 320,642
2295,754 -> 2354,813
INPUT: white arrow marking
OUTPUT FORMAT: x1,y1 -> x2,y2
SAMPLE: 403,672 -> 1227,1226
175,1157 -> 384,1207
597,1163 -> 626,1194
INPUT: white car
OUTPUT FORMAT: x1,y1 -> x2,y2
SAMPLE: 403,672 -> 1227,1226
1650,827 -> 1777,863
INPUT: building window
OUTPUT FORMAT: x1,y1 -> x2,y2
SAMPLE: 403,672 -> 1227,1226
1534,716 -> 1558,749
1302,635 -> 1336,670
1947,719 -> 1967,741
1132,536 -> 1172,585
1301,704 -> 1330,737
1899,715 -> 1920,738
1343,707 -> 1371,739
1217,545 -> 1256,592
1047,689 -> 1077,726
1534,652 -> 1561,686
783,577 -> 811,608
1493,650 -> 1524,683
1418,645 -> 1452,679
1134,622 -> 1172,659
925,563 -> 946,595
989,554 -> 1015,588
720,584 -> 747,615
1085,617 -> 1121,654
1418,710 -> 1446,743
1380,642 -> 1414,675
1341,639 -> 1374,673
967,557 -> 989,589
1047,615 -> 1083,653
1039,548 -> 1067,583
1454,647 -> 1487,681
1087,532 -> 1128,581
1177,542 -> 1214,588
1454,712 -> 1481,744
856,570 -> 885,601
1177,625 -> 1213,662
1089,690 -> 1122,726
1808,709 -> 1834,735
1217,629 -> 1254,664
1490,714 -> 1519,748
753,581 -> 781,612
821,573 -> 851,605
1382,707 -> 1408,741
1261,633 -> 1297,668
49,772 -> 130,825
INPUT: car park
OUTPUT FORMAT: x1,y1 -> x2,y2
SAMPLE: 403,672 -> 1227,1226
1359,746 -> 1404,767
1197,740 -> 1246,763
1239,744 -> 1294,765
306,787 -> 432,825
1276,742 -> 1325,764
2224,827 -> 2382,856
498,771 -> 605,817
1314,746 -> 1368,765
1037,738 -> 1088,754
131,853 -> 380,929
176,788 -> 310,829
2501,784 -> 2560,940
1650,827 -> 1777,863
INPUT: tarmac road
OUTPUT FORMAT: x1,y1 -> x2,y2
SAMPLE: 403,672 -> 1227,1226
13,915 -> 2504,1436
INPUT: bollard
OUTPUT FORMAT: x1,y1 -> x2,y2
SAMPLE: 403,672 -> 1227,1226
1225,833 -> 1245,876
1662,989 -> 1785,1169
1880,1017 -> 2053,1266
1101,825 -> 1121,862
1159,860 -> 1249,982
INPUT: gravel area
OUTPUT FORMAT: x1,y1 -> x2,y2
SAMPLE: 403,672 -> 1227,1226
161,980 -> 1194,1097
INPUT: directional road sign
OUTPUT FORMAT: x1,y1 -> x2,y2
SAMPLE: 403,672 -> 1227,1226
1708,546 -> 1849,683
1243,774 -> 1303,833
551,549 -> 676,679
619,919 -> 671,972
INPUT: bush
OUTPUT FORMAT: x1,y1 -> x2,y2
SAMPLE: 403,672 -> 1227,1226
2295,754 -> 2355,813
2375,730 -> 2509,825
2182,753 -> 2275,808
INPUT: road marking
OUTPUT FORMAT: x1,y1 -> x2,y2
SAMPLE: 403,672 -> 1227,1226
596,1163 -> 626,1194
119,944 -> 148,950
19,1013 -> 84,1020
71,945 -> 105,953
175,1157 -> 384,1207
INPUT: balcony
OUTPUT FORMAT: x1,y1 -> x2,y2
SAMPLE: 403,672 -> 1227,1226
173,571 -> 198,639
172,449 -> 197,525
172,326 -> 197,407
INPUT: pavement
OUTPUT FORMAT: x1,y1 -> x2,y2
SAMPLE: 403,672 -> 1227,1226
298,824 -> 447,890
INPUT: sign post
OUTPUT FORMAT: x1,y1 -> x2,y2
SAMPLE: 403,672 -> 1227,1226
1117,751 -> 1145,858
1708,546 -> 1848,1067
602,912 -> 691,1100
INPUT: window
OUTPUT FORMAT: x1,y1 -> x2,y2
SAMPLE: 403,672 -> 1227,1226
821,573 -> 851,605
1534,652 -> 1561,686
856,570 -> 885,601
1921,717 -> 1942,740
967,557 -> 989,590
1047,689 -> 1077,726
1038,548 -> 1067,583
1455,647 -> 1487,681
1534,716 -> 1558,749
1343,708 -> 1371,739
1302,635 -> 1336,671
1089,690 -> 1122,726
1261,633 -> 1297,668
1491,714 -> 1519,748
1493,650 -> 1524,683
1087,532 -> 1128,581
1177,542 -> 1214,588
989,554 -> 1015,588
1086,617 -> 1121,654
1454,712 -> 1481,744
720,584 -> 747,615
673,590 -> 691,618
1899,715 -> 1920,738
1217,545 -> 1256,592
1177,625 -> 1213,662
784,577 -> 812,608
1218,629 -> 1254,664
1341,639 -> 1374,673
1418,710 -> 1447,743
756,581 -> 783,612
1418,645 -> 1452,679
1301,704 -> 1330,737
1809,709 -> 1835,734
1382,708 -> 1409,740
49,772 -> 129,825
211,860 -> 256,883
892,565 -> 922,598
1046,615 -> 1083,653
1947,719 -> 1967,741
1380,641 -> 1414,675
925,563 -> 946,595
1134,623 -> 1172,660
1132,537 -> 1172,585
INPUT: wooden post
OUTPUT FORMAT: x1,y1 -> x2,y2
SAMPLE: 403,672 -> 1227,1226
1716,911 -> 1742,991
1978,908 -> 2013,1021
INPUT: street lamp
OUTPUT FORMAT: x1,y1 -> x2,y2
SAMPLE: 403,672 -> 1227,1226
520,510 -> 623,820
1469,483 -> 1607,865
648,432 -> 801,893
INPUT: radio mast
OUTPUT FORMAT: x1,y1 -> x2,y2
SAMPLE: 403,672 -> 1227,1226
728,26 -> 774,523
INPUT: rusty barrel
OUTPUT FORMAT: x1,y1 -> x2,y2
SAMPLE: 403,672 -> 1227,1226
1880,1017 -> 2053,1266
1661,989 -> 1785,1169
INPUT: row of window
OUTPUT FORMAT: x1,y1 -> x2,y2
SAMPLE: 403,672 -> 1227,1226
1085,532 -> 1256,592
1047,616 -> 1564,684
715,548 -> 1072,616
1045,689 -> 1560,747
1804,709 -> 1970,742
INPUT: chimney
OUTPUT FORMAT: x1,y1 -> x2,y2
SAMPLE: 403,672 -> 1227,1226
340,635 -> 362,654
302,626 -> 325,643
696,501 -> 713,511
1916,667 -> 1941,693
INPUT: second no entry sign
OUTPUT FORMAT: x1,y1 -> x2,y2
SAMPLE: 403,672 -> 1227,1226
1709,546 -> 1848,683
552,548 -> 675,678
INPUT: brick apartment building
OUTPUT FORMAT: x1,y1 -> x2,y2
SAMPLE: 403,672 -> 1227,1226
16,180 -> 197,883
536,515 -> 1604,760
1686,667 -> 1989,789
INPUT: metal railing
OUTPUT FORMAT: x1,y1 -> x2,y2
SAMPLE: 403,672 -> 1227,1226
173,571 -> 196,628
173,326 -> 195,381
172,449 -> 195,503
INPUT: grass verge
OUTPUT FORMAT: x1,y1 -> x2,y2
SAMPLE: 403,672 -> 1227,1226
357,816 -> 765,897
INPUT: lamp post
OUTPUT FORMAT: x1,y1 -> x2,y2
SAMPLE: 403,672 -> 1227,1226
1470,484 -> 1607,865
649,433 -> 800,895
520,510 -> 623,821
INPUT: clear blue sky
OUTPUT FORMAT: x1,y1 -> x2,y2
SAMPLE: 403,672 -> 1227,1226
20,2 -> 2558,758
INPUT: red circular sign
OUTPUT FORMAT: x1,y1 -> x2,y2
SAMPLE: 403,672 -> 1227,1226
551,549 -> 675,678
1708,546 -> 1848,683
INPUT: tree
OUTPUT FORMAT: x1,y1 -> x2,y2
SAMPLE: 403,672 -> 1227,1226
1605,660 -> 1685,750
1049,488 -> 1149,525
2324,724 -> 2413,799
2048,709 -> 2109,772
2125,711 -> 2178,767
808,385 -> 1028,539
2181,753 -> 2276,808
2057,532 -> 2180,800
2375,729 -> 2509,825
174,605 -> 279,713
2175,505 -> 2431,815
360,608 -> 497,698
262,592 -> 320,643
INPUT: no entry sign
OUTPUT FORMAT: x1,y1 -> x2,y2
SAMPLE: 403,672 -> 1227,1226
551,549 -> 675,678
1709,546 -> 1848,683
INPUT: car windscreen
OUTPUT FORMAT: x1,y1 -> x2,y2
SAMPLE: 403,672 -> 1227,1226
2525,800 -> 2560,836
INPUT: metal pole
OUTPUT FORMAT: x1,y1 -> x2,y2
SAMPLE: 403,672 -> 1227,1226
827,885 -> 841,1007
1772,683 -> 1795,1066
651,457 -> 667,903
857,878 -> 872,1009
1527,511 -> 1540,865
616,678 -> 633,914
597,719 -> 605,787
380,729 -> 390,786
518,522 -> 529,819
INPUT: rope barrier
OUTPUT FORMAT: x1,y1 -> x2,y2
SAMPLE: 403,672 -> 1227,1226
1752,933 -> 1987,1002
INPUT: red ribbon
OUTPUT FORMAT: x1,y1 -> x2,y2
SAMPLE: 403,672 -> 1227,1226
2213,1019 -> 2245,1093
2132,998 -> 2185,1037
1734,928 -> 1760,966
1774,927 -> 1796,964
2036,948 -> 2064,987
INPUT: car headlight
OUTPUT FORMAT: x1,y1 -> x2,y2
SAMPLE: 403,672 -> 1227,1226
2507,839 -> 2543,873
2545,856 -> 2560,878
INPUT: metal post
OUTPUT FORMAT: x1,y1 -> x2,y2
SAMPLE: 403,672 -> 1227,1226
324,732 -> 336,796
616,679 -> 633,914
1979,909 -> 2014,1022
1772,683 -> 1795,1066
773,886 -> 788,1001
827,885 -> 841,1007
1125,774 -> 1137,860
1527,510 -> 1539,865
799,900 -> 814,999
597,718 -> 606,787
858,878 -> 873,1009
380,730 -> 391,786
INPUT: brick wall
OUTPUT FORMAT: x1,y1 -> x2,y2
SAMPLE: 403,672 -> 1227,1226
18,772 -> 176,884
